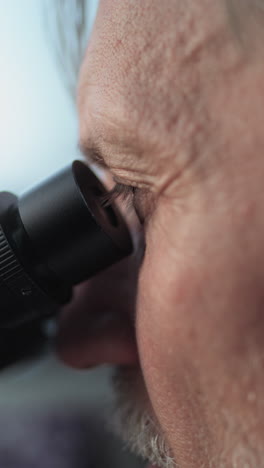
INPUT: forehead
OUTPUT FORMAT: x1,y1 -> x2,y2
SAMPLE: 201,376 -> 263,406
77,0 -> 242,186
78,0 -> 234,110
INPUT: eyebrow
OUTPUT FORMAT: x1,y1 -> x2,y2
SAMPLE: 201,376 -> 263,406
78,141 -> 108,168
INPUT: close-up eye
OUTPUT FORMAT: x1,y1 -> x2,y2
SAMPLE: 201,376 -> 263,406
101,183 -> 137,212
106,183 -> 147,226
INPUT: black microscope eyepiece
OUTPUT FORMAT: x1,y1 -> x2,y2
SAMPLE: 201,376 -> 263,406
0,160 -> 133,329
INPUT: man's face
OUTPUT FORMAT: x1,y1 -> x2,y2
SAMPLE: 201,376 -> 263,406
58,1 -> 264,466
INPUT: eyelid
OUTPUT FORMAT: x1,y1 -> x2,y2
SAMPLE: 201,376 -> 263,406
101,182 -> 135,207
78,142 -> 108,169
101,182 -> 148,226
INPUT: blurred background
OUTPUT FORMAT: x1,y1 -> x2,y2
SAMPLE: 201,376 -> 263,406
0,2 -> 142,467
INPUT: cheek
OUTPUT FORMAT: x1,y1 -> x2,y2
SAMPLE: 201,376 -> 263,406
136,198 -> 264,382
135,200 -> 264,460
135,223 -> 213,460
136,209 -> 206,385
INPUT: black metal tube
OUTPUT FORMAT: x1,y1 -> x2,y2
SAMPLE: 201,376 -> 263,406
0,161 -> 133,328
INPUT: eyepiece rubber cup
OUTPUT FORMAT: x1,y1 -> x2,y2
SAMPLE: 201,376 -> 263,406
0,161 -> 133,328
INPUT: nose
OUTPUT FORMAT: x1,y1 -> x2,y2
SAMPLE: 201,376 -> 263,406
56,255 -> 139,369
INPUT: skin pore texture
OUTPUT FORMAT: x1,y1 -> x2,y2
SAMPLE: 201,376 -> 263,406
57,1 -> 264,466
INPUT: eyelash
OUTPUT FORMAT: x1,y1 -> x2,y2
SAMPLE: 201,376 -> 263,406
101,183 -> 136,208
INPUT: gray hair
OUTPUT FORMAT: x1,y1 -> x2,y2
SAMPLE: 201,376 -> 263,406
46,0 -> 264,100
44,0 -> 97,100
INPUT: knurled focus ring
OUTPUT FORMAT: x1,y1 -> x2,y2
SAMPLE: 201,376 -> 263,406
0,224 -> 56,323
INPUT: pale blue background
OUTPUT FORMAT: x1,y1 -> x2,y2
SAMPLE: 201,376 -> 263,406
0,0 -> 98,194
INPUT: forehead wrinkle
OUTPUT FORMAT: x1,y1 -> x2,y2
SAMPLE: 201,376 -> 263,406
78,70 -> 135,135
112,169 -> 159,191
78,88 -> 149,169
78,140 -> 108,168
79,123 -> 162,190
